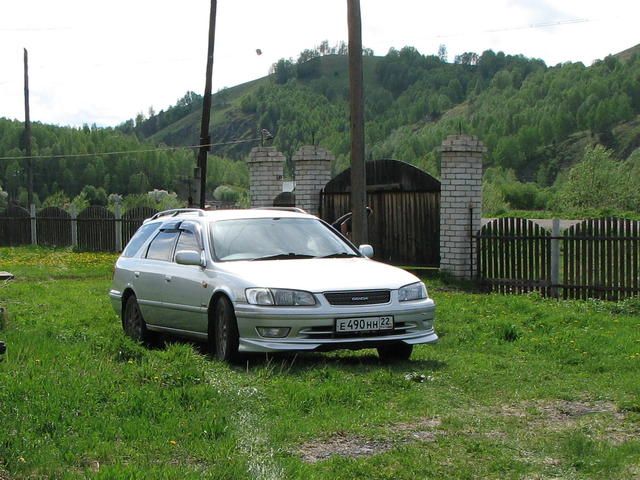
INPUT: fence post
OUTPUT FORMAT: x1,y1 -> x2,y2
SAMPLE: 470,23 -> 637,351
114,204 -> 122,252
550,218 -> 560,298
70,206 -> 78,249
30,204 -> 37,245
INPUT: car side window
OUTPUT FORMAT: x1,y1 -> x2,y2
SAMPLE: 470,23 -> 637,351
145,230 -> 179,262
175,230 -> 200,254
122,223 -> 160,257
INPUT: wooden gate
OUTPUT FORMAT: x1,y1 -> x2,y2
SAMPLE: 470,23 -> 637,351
77,206 -> 115,251
0,205 -> 31,246
320,160 -> 440,267
122,207 -> 158,246
37,207 -> 71,247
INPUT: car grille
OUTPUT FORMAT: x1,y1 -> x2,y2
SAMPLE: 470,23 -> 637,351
324,290 -> 391,306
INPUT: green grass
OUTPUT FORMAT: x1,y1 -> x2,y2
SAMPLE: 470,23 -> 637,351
1,247 -> 639,479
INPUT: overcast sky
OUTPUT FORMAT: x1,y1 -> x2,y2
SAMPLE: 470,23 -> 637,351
1,0 -> 638,128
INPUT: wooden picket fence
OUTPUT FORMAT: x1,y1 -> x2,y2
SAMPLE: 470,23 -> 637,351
476,217 -> 640,300
0,205 -> 158,252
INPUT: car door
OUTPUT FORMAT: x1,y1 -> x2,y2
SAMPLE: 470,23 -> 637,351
134,226 -> 180,326
161,222 -> 208,334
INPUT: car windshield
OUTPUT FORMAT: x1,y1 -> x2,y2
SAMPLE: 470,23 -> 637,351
210,217 -> 359,262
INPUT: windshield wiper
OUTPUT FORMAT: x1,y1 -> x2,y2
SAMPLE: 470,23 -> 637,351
251,253 -> 315,261
319,252 -> 359,258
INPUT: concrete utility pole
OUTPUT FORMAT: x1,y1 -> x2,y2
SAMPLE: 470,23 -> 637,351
24,48 -> 33,207
347,0 -> 367,245
195,0 -> 217,208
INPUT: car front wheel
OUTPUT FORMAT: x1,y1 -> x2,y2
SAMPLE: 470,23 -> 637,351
213,297 -> 240,363
377,342 -> 413,362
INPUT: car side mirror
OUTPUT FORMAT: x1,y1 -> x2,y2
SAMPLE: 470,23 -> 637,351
358,244 -> 374,258
175,250 -> 205,267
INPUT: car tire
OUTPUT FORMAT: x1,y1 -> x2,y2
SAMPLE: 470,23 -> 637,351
213,297 -> 240,363
377,342 -> 413,362
123,295 -> 153,344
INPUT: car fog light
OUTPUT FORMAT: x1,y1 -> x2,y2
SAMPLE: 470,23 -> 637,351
256,327 -> 290,338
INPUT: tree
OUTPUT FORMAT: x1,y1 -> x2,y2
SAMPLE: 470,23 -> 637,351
555,145 -> 619,210
270,58 -> 295,84
437,44 -> 447,62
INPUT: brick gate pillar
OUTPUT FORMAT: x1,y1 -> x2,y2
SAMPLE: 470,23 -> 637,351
293,145 -> 334,216
439,135 -> 485,279
248,147 -> 285,208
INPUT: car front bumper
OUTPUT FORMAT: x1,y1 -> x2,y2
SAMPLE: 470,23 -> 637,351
234,299 -> 437,353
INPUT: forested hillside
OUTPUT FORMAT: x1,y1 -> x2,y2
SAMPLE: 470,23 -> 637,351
1,42 -> 639,214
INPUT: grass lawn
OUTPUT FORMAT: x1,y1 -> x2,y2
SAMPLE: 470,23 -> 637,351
0,246 -> 639,479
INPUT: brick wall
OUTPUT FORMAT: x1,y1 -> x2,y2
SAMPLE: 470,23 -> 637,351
439,135 -> 485,279
293,145 -> 333,216
247,147 -> 285,207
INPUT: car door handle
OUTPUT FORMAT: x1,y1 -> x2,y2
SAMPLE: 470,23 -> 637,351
164,275 -> 172,282
134,271 -> 140,278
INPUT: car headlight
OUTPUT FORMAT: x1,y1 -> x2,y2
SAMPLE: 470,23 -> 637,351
245,288 -> 316,306
398,282 -> 428,302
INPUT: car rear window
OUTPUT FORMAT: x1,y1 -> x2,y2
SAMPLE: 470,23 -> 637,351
122,223 -> 160,257
146,231 -> 179,262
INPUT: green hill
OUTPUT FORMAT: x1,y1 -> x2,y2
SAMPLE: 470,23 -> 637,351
2,44 -> 640,214
127,47 -> 640,182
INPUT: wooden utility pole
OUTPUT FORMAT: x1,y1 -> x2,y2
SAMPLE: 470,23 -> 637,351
24,48 -> 33,207
347,0 -> 367,244
195,0 -> 217,208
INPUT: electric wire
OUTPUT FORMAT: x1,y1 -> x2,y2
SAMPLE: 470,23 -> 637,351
0,136 -> 263,161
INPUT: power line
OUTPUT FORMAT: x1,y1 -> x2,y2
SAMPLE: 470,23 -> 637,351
0,136 -> 262,161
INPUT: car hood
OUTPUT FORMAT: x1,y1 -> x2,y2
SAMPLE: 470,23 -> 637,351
214,258 -> 419,292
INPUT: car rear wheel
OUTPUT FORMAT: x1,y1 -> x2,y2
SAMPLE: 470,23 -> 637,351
123,295 -> 153,344
377,342 -> 413,362
213,297 -> 240,363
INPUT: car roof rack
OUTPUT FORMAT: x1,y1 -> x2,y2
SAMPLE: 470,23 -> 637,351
254,207 -> 308,214
148,208 -> 206,221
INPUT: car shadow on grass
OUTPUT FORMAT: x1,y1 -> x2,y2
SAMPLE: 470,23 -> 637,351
146,335 -> 447,374
238,351 -> 448,374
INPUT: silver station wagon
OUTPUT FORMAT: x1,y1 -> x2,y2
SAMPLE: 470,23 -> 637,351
109,208 -> 437,362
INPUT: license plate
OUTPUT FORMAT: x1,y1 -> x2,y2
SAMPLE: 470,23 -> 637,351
335,316 -> 394,333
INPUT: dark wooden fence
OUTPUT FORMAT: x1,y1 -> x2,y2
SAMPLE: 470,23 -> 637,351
0,206 -> 158,251
563,218 -> 640,301
0,205 -> 31,246
477,217 -> 640,300
77,206 -> 116,251
476,218 -> 551,295
37,207 -> 72,247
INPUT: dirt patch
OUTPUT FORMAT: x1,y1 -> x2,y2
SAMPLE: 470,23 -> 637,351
499,399 -> 639,444
299,418 -> 442,463
299,433 -> 394,463
535,400 -> 621,422
393,417 -> 442,442
501,400 -> 621,424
